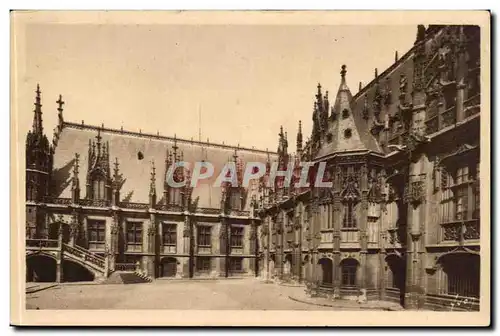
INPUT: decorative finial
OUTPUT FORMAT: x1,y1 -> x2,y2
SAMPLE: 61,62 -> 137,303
359,82 -> 362,91
298,120 -> 302,132
375,68 -> 378,78
36,84 -> 41,97
395,50 -> 399,62
74,153 -> 80,176
317,83 -> 322,94
114,157 -> 120,178
340,64 -> 347,79
56,94 -> 64,113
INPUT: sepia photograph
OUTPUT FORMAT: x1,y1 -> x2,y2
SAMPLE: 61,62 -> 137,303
10,10 -> 490,326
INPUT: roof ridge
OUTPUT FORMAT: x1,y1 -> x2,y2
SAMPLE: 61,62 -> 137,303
63,121 -> 277,155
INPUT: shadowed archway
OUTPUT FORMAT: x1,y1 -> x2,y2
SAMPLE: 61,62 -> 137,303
26,254 -> 57,282
62,259 -> 95,282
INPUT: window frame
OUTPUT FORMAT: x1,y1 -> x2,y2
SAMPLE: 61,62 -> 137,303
230,226 -> 244,248
162,223 -> 177,246
197,225 -> 212,247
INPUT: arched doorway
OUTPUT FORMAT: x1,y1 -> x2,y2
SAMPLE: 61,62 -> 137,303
386,254 -> 406,306
48,222 -> 70,243
62,260 -> 95,282
318,258 -> 333,286
26,254 -> 57,282
160,257 -> 178,278
340,258 -> 359,288
439,252 -> 480,298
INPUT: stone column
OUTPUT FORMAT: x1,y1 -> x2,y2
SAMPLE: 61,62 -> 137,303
146,211 -> 157,277
276,211 -> 284,279
110,210 -> 120,273
182,213 -> 192,278
219,216 -> 228,277
57,226 -> 64,282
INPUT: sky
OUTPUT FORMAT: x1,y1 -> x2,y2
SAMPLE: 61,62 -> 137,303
15,21 -> 417,153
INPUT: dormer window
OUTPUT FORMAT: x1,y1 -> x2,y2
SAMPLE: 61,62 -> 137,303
92,175 -> 106,200
342,109 -> 350,119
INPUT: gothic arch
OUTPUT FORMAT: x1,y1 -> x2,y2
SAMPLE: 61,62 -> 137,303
26,251 -> 57,261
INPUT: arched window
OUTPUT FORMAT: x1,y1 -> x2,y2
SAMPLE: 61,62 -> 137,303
341,258 -> 358,287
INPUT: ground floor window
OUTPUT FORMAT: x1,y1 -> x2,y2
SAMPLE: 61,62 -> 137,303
230,257 -> 243,272
341,258 -> 358,287
441,253 -> 480,298
196,256 -> 211,272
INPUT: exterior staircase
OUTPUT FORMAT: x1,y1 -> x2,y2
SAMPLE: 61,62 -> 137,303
62,243 -> 106,278
102,271 -> 153,284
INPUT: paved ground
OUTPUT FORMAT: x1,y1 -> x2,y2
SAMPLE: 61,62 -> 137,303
26,278 -> 342,310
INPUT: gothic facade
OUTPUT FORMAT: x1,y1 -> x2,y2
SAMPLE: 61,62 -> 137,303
25,86 -> 276,283
25,24 -> 483,311
255,25 -> 482,311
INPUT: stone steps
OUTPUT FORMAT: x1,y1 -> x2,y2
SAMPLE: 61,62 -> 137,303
101,271 -> 153,284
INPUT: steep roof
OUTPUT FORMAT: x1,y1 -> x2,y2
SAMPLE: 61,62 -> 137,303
52,122 -> 276,210
315,65 -> 382,159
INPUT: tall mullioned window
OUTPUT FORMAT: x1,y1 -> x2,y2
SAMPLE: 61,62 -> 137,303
92,177 -> 106,200
343,202 -> 357,228
88,220 -> 105,250
126,222 -> 143,252
230,226 -> 244,248
197,226 -> 211,247
162,223 -> 177,246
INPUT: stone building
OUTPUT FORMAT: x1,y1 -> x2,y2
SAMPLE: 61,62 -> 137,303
255,25 -> 482,311
25,87 -> 277,283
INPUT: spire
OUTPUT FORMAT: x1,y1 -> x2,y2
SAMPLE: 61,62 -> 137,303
32,84 -> 43,134
296,120 -> 303,154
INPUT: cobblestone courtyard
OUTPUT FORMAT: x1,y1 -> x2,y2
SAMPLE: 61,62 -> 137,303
26,278 -> 339,310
